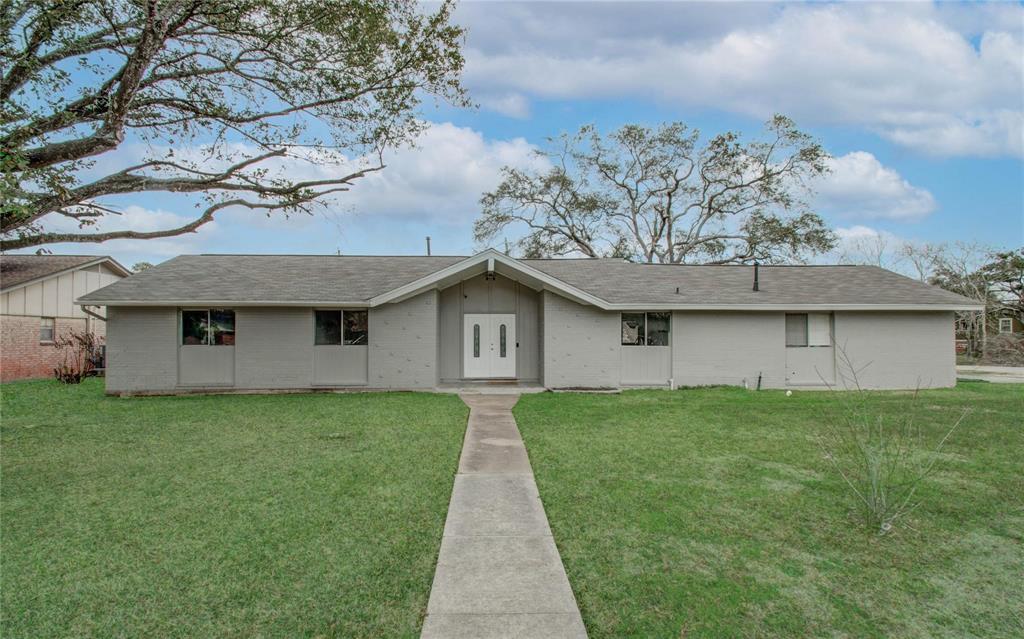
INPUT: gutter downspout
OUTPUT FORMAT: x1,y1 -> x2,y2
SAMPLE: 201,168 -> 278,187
81,306 -> 107,322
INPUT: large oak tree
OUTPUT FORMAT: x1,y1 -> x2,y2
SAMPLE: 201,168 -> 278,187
475,116 -> 835,264
1,0 -> 467,250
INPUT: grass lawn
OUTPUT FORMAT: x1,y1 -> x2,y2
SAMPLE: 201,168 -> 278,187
1,379 -> 468,638
515,382 -> 1024,638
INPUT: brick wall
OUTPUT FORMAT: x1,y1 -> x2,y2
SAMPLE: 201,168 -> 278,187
1,315 -> 105,382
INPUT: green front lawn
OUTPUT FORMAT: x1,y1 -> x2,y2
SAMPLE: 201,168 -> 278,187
1,380 -> 468,638
515,383 -> 1024,638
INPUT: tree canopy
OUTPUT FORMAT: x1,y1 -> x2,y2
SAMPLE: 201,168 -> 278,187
474,116 -> 835,264
1,0 -> 467,250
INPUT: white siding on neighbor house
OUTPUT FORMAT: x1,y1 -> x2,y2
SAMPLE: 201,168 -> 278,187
833,311 -> 955,389
368,290 -> 439,389
542,291 -> 619,388
105,306 -> 178,392
1,263 -> 122,319
672,311 -> 787,389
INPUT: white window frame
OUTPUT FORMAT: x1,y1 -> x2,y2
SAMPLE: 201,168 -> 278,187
999,317 -> 1013,334
39,317 -> 55,343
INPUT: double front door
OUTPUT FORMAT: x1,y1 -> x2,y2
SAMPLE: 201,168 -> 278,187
463,314 -> 516,378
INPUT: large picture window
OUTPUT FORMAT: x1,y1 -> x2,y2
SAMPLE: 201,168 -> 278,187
315,310 -> 368,345
621,312 -> 671,346
182,309 -> 235,345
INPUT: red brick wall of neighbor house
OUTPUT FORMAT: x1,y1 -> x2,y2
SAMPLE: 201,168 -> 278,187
1,316 -> 106,382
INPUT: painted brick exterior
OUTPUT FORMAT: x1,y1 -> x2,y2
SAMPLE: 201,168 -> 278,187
1,315 -> 103,382
833,311 -> 955,389
542,291 -> 619,388
368,290 -> 439,389
105,307 -> 178,393
235,307 -> 315,389
672,311 -> 787,389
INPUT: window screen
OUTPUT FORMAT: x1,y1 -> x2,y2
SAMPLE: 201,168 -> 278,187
182,310 -> 209,345
315,310 -> 342,345
343,310 -> 368,345
621,313 -> 645,345
785,314 -> 808,347
39,317 -> 55,342
807,313 -> 832,346
647,312 -> 671,346
210,309 -> 235,345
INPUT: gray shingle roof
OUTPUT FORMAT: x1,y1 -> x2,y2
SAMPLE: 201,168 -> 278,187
1,254 -> 124,290
527,260 -> 976,306
77,253 -> 979,308
78,255 -> 465,304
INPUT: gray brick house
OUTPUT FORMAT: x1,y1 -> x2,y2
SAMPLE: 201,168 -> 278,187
77,249 -> 981,394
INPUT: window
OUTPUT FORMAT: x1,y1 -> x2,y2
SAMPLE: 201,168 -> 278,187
621,312 -> 670,346
647,312 -> 671,346
314,310 -> 341,345
785,314 -> 808,347
999,318 -> 1013,334
786,313 -> 832,347
314,310 -> 368,345
182,309 -> 235,345
344,310 -> 368,345
39,317 -> 55,343
499,323 -> 507,358
473,323 -> 480,357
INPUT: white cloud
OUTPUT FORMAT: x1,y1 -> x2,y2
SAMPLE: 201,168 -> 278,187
817,152 -> 937,222
458,2 -> 1024,157
831,225 -> 907,269
478,93 -> 531,119
327,122 -> 546,225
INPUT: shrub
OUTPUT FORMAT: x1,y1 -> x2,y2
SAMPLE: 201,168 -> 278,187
817,347 -> 969,535
52,329 -> 99,384
981,333 -> 1024,366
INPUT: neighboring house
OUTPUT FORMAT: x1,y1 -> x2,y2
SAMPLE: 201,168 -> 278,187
1,255 -> 131,382
76,250 -> 982,395
995,314 -> 1023,335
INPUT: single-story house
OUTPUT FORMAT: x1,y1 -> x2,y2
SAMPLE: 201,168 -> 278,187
76,250 -> 982,395
1,254 -> 130,381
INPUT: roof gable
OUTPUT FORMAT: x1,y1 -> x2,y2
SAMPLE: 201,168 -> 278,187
1,255 -> 130,291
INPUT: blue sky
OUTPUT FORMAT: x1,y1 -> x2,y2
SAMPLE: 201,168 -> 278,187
26,1 -> 1024,268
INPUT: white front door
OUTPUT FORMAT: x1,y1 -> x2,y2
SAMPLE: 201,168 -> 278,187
463,314 -> 516,378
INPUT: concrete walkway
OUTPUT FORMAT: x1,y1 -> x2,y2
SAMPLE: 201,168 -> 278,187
957,365 -> 1024,384
421,395 -> 587,639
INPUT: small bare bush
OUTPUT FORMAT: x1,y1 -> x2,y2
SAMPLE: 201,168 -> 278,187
981,333 -> 1024,366
53,329 -> 99,384
817,347 -> 969,535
